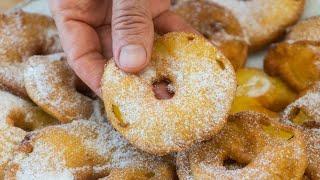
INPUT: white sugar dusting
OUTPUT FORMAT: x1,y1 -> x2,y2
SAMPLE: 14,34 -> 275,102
23,53 -> 93,121
8,101 -> 172,179
0,11 -> 62,98
282,82 -> 320,178
206,0 -> 304,45
287,16 -> 320,43
0,91 -> 32,172
102,33 -> 237,154
177,112 -> 307,179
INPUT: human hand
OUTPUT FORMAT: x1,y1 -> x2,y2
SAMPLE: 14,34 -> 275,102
49,0 -> 195,96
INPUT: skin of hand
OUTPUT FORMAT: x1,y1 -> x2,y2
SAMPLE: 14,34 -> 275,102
49,0 -> 196,96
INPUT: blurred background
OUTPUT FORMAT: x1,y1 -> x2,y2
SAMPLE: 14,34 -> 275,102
0,0 -> 23,12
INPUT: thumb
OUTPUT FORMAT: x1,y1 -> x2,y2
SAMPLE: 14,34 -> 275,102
112,0 -> 154,73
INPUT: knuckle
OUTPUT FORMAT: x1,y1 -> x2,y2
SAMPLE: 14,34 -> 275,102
113,1 -> 152,33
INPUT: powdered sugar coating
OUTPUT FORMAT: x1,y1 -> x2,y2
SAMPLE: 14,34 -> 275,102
172,0 -> 248,70
6,105 -> 175,180
264,41 -> 320,92
207,0 -> 305,51
177,112 -> 307,180
282,82 -> 320,179
0,63 -> 26,98
24,53 -> 94,123
0,90 -> 57,177
0,91 -> 27,160
0,10 -> 62,98
287,16 -> 320,43
102,32 -> 237,155
282,82 -> 320,123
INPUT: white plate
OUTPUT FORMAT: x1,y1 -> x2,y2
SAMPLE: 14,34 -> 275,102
15,0 -> 320,69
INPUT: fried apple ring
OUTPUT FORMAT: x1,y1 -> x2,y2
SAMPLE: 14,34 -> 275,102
287,16 -> 320,43
264,41 -> 320,92
230,96 -> 279,118
0,11 -> 62,98
102,32 -> 236,155
0,90 -> 58,178
235,68 -> 297,112
282,82 -> 320,179
5,120 -> 175,180
24,53 -> 94,123
210,0 -> 305,51
172,0 -> 248,70
177,112 -> 307,180
230,68 -> 298,118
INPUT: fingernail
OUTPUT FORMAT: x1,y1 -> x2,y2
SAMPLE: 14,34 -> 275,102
119,45 -> 147,69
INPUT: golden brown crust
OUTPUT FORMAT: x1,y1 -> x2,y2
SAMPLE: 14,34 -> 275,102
177,112 -> 307,180
0,90 -> 58,178
0,11 -> 62,99
209,0 -> 305,52
102,32 -> 236,155
231,96 -> 280,118
24,53 -> 94,123
281,82 -> 320,179
172,0 -> 248,70
104,166 -> 176,180
5,120 -> 176,179
264,41 -> 320,92
234,68 -> 297,112
287,16 -> 320,43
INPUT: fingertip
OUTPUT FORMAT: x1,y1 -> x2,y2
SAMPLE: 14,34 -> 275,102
116,44 -> 149,73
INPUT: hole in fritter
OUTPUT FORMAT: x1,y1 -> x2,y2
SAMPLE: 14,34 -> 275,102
210,21 -> 225,33
6,109 -> 32,132
152,77 -> 175,100
223,158 -> 247,170
203,33 -> 210,39
6,108 -> 58,132
217,60 -> 226,70
289,107 -> 317,128
302,121 -> 320,129
187,36 -> 195,41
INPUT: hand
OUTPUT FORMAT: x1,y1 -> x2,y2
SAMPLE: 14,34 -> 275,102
49,0 -> 195,96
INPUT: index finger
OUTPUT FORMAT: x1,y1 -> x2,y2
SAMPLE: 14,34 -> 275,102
50,13 -> 106,96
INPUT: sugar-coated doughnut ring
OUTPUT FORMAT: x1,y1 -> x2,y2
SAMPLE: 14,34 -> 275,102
0,11 -> 62,98
287,16 -> 320,43
24,53 -> 94,123
5,120 -> 176,179
210,0 -> 305,51
283,82 -> 320,124
102,32 -> 236,155
235,68 -> 297,112
282,82 -> 320,179
172,0 -> 248,70
0,90 -> 58,178
264,41 -> 320,92
176,112 -> 307,180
